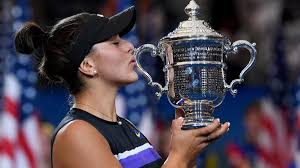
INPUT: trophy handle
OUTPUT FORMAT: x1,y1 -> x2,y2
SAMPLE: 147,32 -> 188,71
134,44 -> 167,99
224,40 -> 257,96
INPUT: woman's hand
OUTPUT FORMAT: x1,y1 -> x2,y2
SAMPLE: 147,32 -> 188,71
165,117 -> 230,167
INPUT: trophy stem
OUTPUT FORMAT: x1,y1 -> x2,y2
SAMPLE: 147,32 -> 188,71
181,100 -> 214,130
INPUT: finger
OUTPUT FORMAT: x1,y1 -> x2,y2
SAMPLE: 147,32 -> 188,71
196,141 -> 209,151
194,136 -> 210,144
205,122 -> 230,142
193,118 -> 221,136
171,117 -> 185,130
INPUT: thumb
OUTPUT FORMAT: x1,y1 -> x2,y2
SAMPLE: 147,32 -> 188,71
171,117 -> 184,130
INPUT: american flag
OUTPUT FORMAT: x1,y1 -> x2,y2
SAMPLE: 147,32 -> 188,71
257,26 -> 292,168
0,0 -> 43,167
225,25 -> 293,168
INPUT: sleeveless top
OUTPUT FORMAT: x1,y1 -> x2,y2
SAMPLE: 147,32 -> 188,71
51,108 -> 164,168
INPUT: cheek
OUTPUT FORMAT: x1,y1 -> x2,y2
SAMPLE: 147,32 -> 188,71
94,50 -> 123,72
98,62 -> 120,76
97,60 -> 138,82
93,49 -> 137,82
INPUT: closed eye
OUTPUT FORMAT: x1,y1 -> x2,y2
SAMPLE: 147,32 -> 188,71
112,41 -> 120,45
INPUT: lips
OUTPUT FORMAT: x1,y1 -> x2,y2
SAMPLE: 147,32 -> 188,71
129,51 -> 136,65
129,58 -> 137,67
130,57 -> 136,63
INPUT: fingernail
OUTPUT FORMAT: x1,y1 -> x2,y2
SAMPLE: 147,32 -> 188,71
227,127 -> 230,132
227,122 -> 231,127
216,118 -> 220,123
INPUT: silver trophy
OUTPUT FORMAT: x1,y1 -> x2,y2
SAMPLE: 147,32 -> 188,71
134,0 -> 256,129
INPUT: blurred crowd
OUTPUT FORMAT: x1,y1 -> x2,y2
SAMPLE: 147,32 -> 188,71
30,0 -> 300,85
1,0 -> 300,167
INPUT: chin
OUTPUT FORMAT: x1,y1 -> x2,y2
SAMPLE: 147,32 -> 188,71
128,73 -> 139,83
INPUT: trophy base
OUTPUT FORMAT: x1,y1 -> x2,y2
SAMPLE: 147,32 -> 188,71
181,101 -> 215,130
181,117 -> 214,130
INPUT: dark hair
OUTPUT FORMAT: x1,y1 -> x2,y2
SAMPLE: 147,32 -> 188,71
14,13 -> 88,94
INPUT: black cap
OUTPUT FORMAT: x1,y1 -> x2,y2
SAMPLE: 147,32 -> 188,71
67,6 -> 136,72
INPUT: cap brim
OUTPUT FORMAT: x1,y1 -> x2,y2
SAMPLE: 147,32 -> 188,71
99,6 -> 136,41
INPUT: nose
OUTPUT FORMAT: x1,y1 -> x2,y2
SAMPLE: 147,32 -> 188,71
123,40 -> 134,54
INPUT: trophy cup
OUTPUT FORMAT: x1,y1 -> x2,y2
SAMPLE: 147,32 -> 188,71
134,0 -> 256,129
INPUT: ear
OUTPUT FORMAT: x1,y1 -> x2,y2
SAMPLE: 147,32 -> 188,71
78,57 -> 97,76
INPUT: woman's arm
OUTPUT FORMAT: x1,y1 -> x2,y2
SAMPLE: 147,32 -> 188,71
161,117 -> 230,168
162,152 -> 189,168
52,120 -> 122,168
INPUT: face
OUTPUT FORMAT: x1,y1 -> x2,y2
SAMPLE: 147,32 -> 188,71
88,35 -> 138,86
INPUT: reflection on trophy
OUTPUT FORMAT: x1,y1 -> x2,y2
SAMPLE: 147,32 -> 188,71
134,0 -> 256,129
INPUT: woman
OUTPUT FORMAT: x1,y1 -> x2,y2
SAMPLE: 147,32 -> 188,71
14,6 -> 230,168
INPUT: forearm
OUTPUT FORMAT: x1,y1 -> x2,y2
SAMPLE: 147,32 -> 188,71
161,152 -> 188,168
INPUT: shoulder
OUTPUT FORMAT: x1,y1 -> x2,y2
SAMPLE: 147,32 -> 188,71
55,119 -> 106,144
52,120 -> 121,168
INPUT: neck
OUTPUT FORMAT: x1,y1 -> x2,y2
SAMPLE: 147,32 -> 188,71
73,81 -> 119,121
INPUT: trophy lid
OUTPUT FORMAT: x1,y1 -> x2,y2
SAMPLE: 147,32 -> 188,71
162,0 -> 222,41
